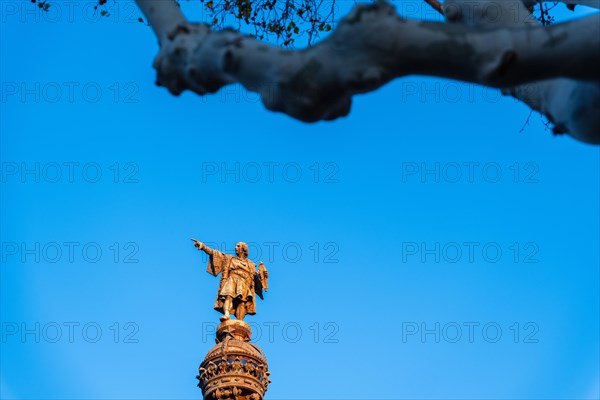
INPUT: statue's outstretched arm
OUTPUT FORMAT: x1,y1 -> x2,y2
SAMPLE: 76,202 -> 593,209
191,238 -> 215,256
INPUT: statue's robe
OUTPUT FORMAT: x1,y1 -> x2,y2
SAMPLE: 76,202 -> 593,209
206,250 -> 257,315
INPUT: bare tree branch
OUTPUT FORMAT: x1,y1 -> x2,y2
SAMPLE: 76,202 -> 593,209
135,0 -> 600,142
504,80 -> 600,143
522,0 -> 600,9
424,0 -> 445,15
445,0 -> 600,143
135,0 -> 187,44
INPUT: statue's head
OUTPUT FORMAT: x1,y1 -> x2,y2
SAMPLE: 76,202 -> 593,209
235,242 -> 249,258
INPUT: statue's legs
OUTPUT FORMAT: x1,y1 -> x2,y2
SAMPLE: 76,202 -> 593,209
221,296 -> 233,321
235,302 -> 247,320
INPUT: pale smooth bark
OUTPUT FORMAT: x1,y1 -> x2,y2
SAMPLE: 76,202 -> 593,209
135,0 -> 187,43
135,0 -> 600,143
444,0 -> 600,143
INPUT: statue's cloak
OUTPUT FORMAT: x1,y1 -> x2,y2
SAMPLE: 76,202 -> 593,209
206,251 -> 257,315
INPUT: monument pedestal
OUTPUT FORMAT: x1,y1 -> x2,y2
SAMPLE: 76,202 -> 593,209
197,320 -> 271,400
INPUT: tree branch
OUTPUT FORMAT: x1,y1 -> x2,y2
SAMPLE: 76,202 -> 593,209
151,4 -> 598,110
424,0 -> 445,15
444,0 -> 600,143
522,0 -> 600,9
138,0 -> 599,142
135,0 -> 187,44
504,80 -> 600,143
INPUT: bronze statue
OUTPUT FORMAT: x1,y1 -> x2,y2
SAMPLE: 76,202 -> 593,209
191,238 -> 268,321
192,238 -> 272,399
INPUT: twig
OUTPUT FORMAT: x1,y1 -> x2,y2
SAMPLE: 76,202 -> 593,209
424,0 -> 444,15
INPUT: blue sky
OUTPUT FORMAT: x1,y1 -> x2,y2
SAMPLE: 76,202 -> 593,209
1,1 -> 599,399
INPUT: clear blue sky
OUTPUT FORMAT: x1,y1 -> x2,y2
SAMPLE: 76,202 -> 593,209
1,1 -> 599,399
